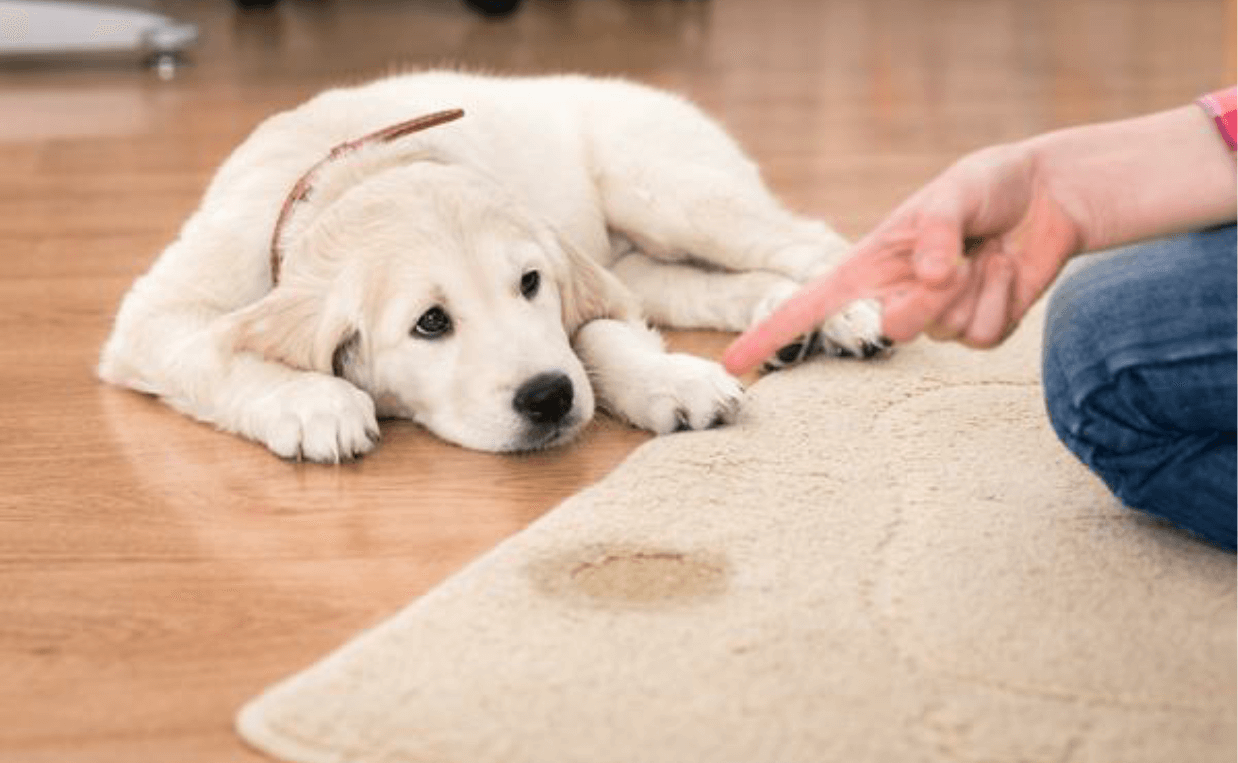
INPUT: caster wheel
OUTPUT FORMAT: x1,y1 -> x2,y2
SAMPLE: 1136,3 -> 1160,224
463,0 -> 521,17
147,52 -> 182,80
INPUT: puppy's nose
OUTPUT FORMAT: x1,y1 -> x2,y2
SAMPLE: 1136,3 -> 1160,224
513,372 -> 574,426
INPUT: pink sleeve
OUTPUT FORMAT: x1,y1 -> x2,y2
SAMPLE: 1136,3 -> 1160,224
1197,86 -> 1237,150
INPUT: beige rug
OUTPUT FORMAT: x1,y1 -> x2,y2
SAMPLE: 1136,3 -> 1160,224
237,304 -> 1236,763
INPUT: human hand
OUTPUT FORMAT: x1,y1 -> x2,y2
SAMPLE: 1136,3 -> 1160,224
723,142 -> 1083,376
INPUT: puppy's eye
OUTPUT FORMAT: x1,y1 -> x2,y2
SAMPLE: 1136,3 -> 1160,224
520,270 -> 540,300
412,306 -> 452,339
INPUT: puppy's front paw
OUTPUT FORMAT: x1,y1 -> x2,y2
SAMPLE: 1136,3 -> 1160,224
249,375 -> 380,462
614,354 -> 744,435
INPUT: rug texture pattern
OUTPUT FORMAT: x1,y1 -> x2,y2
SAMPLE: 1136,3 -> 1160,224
238,306 -> 1236,763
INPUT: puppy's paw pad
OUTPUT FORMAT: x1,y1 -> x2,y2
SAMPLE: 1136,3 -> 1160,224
761,331 -> 824,373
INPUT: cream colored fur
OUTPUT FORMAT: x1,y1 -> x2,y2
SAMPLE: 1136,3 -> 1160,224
99,71 -> 882,462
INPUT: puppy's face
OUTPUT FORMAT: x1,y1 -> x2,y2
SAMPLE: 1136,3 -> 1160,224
355,219 -> 595,452
234,162 -> 625,452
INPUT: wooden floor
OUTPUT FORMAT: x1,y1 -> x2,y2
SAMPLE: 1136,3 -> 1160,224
0,1 -> 1231,761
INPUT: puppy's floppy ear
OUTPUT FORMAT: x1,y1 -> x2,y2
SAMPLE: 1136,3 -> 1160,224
227,284 -> 360,377
548,231 -> 641,334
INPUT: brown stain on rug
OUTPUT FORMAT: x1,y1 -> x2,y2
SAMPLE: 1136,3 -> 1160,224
528,544 -> 730,608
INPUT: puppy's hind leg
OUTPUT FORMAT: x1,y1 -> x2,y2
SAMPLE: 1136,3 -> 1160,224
592,125 -> 889,362
610,249 -> 888,372
610,250 -> 797,332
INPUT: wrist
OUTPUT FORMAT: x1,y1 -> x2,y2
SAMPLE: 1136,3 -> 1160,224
1022,105 -> 1237,253
1020,130 -> 1097,255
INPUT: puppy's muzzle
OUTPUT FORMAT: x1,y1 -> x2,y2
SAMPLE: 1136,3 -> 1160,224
513,372 -> 574,426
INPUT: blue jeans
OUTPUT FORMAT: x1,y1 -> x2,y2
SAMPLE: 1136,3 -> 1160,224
1042,225 -> 1237,552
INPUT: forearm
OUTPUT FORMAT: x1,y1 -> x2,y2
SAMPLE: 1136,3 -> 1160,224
1026,104 -> 1236,254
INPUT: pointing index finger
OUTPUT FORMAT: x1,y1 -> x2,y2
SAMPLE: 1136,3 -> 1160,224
722,260 -> 868,376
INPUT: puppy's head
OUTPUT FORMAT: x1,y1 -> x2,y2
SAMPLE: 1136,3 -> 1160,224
230,161 -> 634,452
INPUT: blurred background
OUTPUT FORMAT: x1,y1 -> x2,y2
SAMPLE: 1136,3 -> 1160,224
3,0 -> 1232,236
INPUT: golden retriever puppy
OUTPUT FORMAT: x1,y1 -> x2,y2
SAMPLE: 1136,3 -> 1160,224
99,71 -> 885,462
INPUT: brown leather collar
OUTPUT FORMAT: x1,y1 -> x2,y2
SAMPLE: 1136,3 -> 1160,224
268,108 -> 466,284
